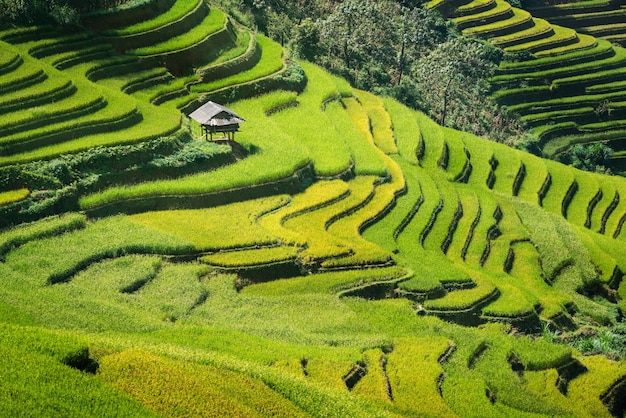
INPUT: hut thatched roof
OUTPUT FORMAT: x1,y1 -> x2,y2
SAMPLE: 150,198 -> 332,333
188,101 -> 245,127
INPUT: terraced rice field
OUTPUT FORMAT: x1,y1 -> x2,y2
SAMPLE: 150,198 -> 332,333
527,0 -> 626,47
0,0 -> 626,416
430,0 -> 626,172
0,32 -> 181,165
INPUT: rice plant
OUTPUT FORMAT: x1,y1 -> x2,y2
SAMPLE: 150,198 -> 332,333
104,0 -> 203,36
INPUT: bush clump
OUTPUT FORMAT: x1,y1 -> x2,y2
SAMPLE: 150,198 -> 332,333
0,130 -> 233,227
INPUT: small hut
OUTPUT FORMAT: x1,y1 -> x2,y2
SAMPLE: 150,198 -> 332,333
188,101 -> 245,141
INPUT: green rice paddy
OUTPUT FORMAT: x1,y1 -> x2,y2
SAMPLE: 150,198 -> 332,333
0,0 -> 625,416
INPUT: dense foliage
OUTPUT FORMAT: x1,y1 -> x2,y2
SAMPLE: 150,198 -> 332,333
0,132 -> 232,228
565,142 -> 614,174
0,0 -> 129,25
222,0 -> 530,144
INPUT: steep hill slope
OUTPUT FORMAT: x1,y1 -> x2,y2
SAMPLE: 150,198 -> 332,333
0,0 -> 625,416
430,0 -> 626,170
526,0 -> 626,48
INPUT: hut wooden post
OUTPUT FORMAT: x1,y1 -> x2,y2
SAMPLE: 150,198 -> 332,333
188,101 -> 245,143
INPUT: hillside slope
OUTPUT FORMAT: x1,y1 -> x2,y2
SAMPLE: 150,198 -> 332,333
430,0 -> 626,170
0,0 -> 625,416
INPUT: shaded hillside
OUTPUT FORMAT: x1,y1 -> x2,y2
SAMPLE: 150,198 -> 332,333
526,0 -> 626,48
429,0 -> 626,171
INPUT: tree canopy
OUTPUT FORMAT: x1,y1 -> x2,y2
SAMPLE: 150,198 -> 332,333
232,0 -> 528,145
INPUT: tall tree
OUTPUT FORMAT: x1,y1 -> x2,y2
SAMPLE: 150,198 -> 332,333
413,37 -> 501,128
568,143 -> 614,173
266,11 -> 293,46
318,0 -> 397,72
395,6 -> 448,85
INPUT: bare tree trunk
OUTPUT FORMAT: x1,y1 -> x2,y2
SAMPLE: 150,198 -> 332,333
441,77 -> 453,127
397,40 -> 406,85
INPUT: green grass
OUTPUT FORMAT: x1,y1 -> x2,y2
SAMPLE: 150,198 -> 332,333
132,73 -> 194,104
243,266 -> 407,296
577,226 -> 626,283
268,62 -> 354,177
521,106 -> 595,127
445,188 -> 480,262
199,245 -> 299,267
0,100 -> 181,166
1,11 -> 626,417
184,273 -> 380,348
355,89 -> 398,155
493,43 -> 626,84
3,215 -> 194,286
0,44 -> 20,69
385,338 -> 458,417
0,322 -> 89,365
588,183 -> 619,233
99,67 -> 169,92
481,280 -> 537,318
482,197 -> 526,272
128,196 -> 287,250
600,177 -> 626,236
350,348 -> 390,402
453,0 -> 512,29
440,128 -> 471,181
457,0 -> 496,15
132,262 -> 209,321
0,47 -> 187,165
420,174 -> 459,253
508,88 -> 626,115
69,254 -> 163,294
499,37 -> 611,72
424,270 -> 496,311
326,99 -> 387,176
513,198 -> 612,323
490,144 -> 522,195
79,91 -> 310,210
0,338 -> 157,417
550,10 -> 626,26
99,349 -> 309,417
104,0 -> 203,36
323,155 -> 403,268
196,27 -> 252,72
502,24 -> 577,53
24,32 -> 94,59
552,60 -> 626,90
382,97 -> 421,165
458,132 -> 495,187
534,31 -> 597,56
568,355 -> 626,416
361,157 -> 420,253
515,152 -> 549,204
0,49 -> 46,87
42,44 -> 114,70
463,8 -> 532,37
567,170 -> 600,225
0,84 -> 105,140
280,176 -> 378,263
492,17 -> 553,48
414,111 -> 445,169
190,35 -> 283,94
0,188 -> 29,205
257,179 -> 350,247
129,8 -> 225,56
0,213 -> 86,258
541,128 -> 626,159
0,71 -> 73,112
